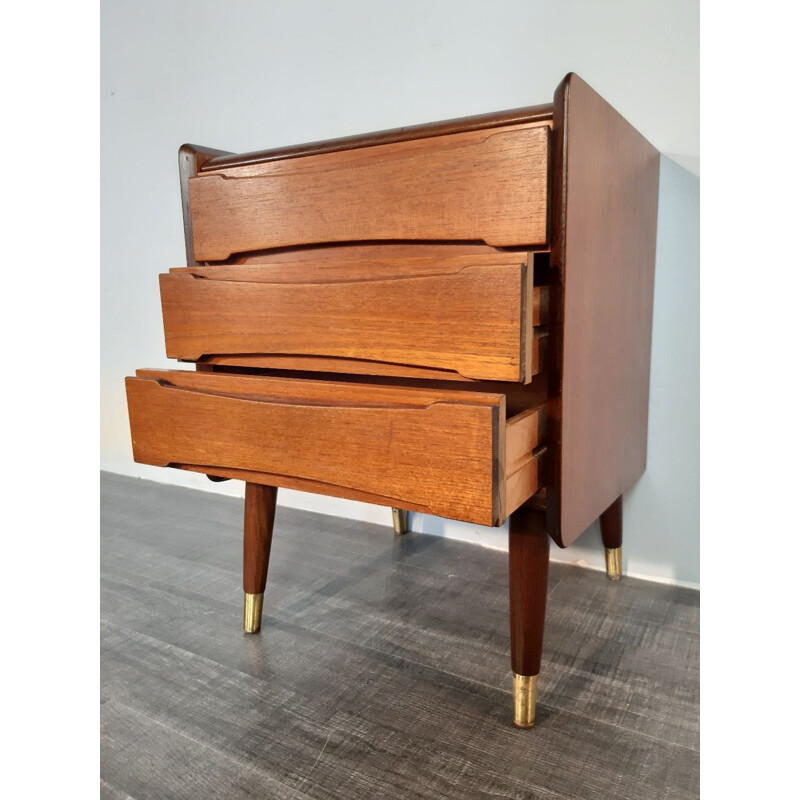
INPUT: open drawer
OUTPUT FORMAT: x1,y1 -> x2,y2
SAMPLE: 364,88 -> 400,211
125,369 -> 546,526
160,253 -> 548,383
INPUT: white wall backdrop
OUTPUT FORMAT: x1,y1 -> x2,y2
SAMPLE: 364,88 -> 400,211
101,0 -> 699,587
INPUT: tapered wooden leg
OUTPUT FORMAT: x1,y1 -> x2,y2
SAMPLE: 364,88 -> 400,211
600,495 -> 623,581
508,507 -> 550,728
243,483 -> 278,633
391,507 -> 408,536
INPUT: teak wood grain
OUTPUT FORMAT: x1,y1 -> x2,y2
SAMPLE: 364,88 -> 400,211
201,102 -> 554,171
161,254 -> 546,382
546,74 -> 660,547
200,370 -> 549,416
234,242 -> 541,264
178,144 -> 232,266
125,370 -> 545,526
188,123 -> 550,260
509,506 -> 550,676
193,333 -> 547,383
242,483 -> 277,595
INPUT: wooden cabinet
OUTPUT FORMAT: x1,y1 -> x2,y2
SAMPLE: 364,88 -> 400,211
125,73 -> 660,728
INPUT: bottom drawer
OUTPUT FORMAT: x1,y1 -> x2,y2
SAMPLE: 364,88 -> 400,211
125,370 -> 545,526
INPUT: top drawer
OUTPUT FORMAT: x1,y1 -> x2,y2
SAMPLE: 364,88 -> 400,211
189,122 -> 550,261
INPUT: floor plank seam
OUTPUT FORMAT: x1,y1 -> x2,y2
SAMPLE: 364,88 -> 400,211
104,698 -> 316,799
102,568 -> 513,698
266,611 -> 699,752
99,778 -> 138,800
546,600 -> 700,638
286,728 -> 335,800
104,614 -> 698,760
544,699 -> 700,755
103,576 -> 698,752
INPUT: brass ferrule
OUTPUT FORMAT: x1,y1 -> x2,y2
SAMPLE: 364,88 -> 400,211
605,547 -> 622,581
512,673 -> 538,728
392,508 -> 409,536
243,592 -> 264,634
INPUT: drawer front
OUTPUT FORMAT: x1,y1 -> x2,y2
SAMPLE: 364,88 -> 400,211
189,122 -> 550,261
161,254 -> 547,383
125,370 -> 545,525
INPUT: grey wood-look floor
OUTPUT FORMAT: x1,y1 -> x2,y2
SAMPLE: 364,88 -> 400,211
101,472 -> 699,800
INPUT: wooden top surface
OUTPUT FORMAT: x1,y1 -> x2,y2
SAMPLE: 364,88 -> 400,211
196,103 -> 554,172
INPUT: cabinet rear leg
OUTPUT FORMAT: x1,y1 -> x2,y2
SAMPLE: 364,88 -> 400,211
509,507 -> 550,728
243,483 -> 278,633
600,495 -> 623,581
391,508 -> 409,536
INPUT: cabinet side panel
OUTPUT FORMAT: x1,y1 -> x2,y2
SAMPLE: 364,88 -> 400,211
549,74 -> 660,547
178,144 -> 232,266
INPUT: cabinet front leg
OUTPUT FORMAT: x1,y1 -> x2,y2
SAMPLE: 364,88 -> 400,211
508,507 -> 550,728
600,495 -> 623,581
243,483 -> 278,633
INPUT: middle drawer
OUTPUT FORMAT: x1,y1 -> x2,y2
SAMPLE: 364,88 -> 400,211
160,253 -> 547,383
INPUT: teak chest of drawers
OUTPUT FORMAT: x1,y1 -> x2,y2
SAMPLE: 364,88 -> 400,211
125,73 -> 659,728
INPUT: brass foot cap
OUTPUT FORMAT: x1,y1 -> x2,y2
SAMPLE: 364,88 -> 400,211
392,508 -> 409,536
513,673 -> 538,728
243,592 -> 264,634
605,547 -> 622,580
